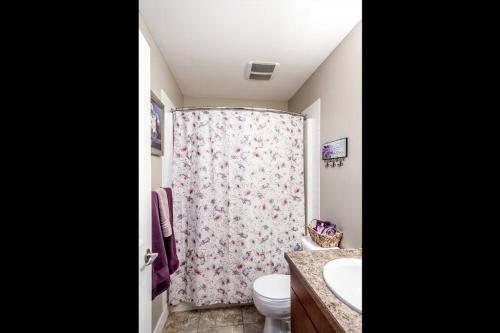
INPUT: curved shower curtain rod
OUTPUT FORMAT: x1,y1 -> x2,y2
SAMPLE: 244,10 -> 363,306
171,106 -> 306,119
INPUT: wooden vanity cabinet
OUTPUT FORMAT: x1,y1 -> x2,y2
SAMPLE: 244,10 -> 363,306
290,265 -> 341,333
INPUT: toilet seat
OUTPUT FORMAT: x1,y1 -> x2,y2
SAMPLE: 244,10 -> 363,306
253,274 -> 290,301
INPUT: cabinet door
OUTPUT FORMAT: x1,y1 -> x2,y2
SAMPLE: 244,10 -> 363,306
291,290 -> 318,333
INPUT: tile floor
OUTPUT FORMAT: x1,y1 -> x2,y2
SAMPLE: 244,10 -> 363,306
162,305 -> 290,333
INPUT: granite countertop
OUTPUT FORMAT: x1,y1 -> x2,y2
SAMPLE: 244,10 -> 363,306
285,248 -> 362,333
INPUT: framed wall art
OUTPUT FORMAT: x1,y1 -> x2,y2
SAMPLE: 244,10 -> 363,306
322,137 -> 348,167
322,137 -> 348,160
151,92 -> 164,156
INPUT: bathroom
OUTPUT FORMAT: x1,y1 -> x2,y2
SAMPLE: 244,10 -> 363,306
139,1 -> 362,332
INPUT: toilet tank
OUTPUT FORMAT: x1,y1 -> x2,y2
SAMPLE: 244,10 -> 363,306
301,235 -> 339,251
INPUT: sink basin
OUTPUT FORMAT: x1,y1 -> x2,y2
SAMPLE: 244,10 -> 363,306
323,258 -> 362,313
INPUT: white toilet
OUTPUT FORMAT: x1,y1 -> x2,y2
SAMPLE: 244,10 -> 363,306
252,235 -> 339,333
253,274 -> 291,333
301,235 -> 340,251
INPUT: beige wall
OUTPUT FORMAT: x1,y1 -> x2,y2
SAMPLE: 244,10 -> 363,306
140,12 -> 184,329
288,22 -> 362,248
140,14 -> 183,108
140,11 -> 184,189
184,96 -> 287,110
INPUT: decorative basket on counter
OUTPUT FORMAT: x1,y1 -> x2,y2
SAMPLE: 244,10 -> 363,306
307,220 -> 343,248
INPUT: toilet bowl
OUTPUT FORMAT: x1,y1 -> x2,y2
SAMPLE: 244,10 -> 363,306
253,274 -> 290,333
252,236 -> 339,332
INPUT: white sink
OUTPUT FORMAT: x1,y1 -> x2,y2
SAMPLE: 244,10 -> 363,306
323,258 -> 362,313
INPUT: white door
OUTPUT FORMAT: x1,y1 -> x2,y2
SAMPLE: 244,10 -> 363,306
302,99 -> 321,227
139,30 -> 153,333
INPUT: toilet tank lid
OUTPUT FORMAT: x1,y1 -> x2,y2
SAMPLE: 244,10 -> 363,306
253,274 -> 290,300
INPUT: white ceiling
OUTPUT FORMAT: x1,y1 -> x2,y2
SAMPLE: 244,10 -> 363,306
140,0 -> 361,102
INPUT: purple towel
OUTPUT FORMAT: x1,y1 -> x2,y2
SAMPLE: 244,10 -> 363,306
151,188 -> 179,300
323,226 -> 337,236
313,219 -> 337,235
152,192 -> 170,299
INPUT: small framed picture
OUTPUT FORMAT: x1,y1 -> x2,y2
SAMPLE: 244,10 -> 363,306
151,92 -> 164,156
322,137 -> 348,160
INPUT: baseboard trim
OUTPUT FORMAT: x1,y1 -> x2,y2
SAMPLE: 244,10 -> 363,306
170,301 -> 253,313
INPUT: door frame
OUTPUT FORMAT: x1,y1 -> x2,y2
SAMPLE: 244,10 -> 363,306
139,29 -> 152,333
302,99 -> 321,232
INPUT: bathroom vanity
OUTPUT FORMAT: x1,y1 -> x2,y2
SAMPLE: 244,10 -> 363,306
285,248 -> 362,333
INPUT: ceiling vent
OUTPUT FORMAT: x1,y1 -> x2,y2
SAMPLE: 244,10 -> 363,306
246,61 -> 279,80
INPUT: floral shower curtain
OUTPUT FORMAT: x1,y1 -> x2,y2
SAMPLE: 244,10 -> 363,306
169,109 -> 304,306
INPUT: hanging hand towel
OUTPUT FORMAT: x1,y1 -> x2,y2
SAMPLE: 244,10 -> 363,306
163,187 -> 179,274
153,188 -> 172,237
151,191 -> 171,299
